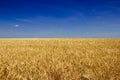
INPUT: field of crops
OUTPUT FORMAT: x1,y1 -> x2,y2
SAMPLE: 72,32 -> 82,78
0,39 -> 120,80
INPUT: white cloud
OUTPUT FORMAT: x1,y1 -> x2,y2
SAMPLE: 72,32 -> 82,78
14,24 -> 19,27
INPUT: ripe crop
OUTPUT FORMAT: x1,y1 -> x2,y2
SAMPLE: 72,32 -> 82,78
0,39 -> 120,80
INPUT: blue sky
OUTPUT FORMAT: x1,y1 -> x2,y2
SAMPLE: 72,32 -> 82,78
0,0 -> 120,38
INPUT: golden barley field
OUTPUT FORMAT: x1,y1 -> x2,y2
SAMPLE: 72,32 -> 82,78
0,38 -> 120,80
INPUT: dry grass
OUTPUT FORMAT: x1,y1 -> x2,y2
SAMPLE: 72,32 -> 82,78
0,38 -> 120,80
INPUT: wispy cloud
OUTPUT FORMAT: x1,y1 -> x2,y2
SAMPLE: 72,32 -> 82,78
107,6 -> 120,12
14,11 -> 84,24
15,18 -> 32,23
65,11 -> 84,20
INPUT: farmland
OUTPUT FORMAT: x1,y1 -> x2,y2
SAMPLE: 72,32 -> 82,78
0,39 -> 120,80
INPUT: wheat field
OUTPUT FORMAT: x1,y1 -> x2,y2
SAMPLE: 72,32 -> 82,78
0,38 -> 120,80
